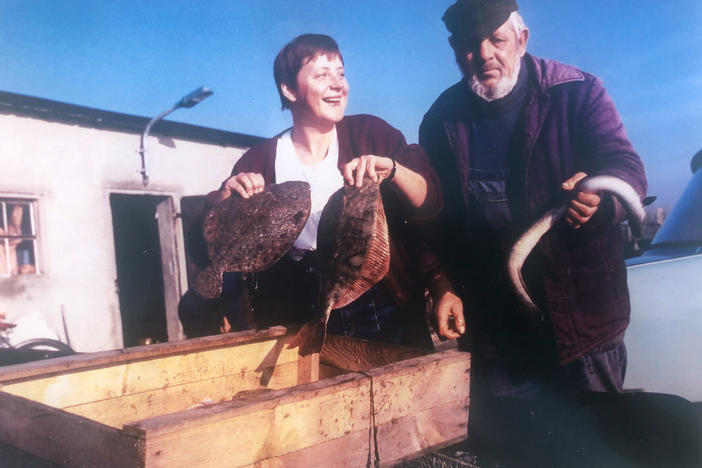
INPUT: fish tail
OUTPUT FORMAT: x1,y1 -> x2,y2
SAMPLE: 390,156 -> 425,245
288,305 -> 332,356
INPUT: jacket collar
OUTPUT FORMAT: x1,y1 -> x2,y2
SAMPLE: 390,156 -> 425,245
525,53 -> 584,92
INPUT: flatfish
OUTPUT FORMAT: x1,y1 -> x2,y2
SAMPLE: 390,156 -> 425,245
289,180 -> 390,355
193,181 -> 311,299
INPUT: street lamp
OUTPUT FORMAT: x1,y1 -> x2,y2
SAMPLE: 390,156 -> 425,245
138,86 -> 213,186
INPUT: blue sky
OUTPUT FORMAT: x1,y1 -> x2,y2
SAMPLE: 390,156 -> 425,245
1,0 -> 700,210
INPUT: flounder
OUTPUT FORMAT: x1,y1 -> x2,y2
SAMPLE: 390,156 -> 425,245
193,181 -> 311,299
289,179 -> 390,355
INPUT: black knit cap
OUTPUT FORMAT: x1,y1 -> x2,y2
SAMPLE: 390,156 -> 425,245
443,0 -> 519,41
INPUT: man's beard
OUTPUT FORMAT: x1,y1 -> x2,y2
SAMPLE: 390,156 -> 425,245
466,56 -> 521,102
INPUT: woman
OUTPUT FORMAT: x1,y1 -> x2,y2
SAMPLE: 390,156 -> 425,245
208,34 -> 441,349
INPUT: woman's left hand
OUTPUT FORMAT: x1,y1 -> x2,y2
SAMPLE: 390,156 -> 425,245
343,155 -> 394,187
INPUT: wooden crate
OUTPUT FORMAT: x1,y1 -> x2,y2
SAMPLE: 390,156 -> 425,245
0,326 -> 470,467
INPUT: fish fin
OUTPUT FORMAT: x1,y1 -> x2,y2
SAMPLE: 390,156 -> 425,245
288,304 -> 332,356
288,321 -> 326,356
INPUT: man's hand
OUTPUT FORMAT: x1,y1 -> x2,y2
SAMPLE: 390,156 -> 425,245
208,172 -> 265,204
429,271 -> 466,340
562,172 -> 601,229
342,155 -> 394,187
434,289 -> 466,340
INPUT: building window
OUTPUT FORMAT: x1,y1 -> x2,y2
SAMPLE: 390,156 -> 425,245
0,199 -> 38,276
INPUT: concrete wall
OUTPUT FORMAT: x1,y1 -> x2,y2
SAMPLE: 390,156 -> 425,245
0,113 -> 246,352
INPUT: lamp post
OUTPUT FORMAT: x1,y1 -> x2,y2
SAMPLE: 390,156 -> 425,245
138,86 -> 213,186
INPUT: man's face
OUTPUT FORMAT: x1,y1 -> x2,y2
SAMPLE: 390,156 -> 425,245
453,18 -> 528,100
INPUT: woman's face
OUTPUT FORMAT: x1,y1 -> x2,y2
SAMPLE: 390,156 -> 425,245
286,53 -> 348,125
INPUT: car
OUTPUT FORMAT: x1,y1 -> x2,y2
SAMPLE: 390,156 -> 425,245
624,150 -> 702,402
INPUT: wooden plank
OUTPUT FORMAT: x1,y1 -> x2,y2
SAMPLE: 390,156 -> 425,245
61,360 -> 308,428
130,349 -> 468,438
296,350 -> 319,385
244,398 -> 469,468
122,350 -> 469,467
364,349 -> 470,427
0,391 -> 143,468
319,362 -> 346,380
0,331 -> 469,467
122,373 -> 370,467
0,326 -> 289,383
374,398 -> 468,467
320,333 -> 428,372
433,338 -> 459,353
156,197 -> 184,343
1,330 -> 302,408
125,370 -> 369,434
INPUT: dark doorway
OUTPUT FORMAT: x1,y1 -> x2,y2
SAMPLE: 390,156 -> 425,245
180,195 -> 208,288
110,194 -> 170,347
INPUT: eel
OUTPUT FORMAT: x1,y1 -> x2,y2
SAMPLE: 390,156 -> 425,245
192,181 -> 311,299
507,175 -> 645,312
289,180 -> 390,355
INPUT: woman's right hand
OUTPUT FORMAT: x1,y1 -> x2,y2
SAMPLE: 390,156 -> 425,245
207,172 -> 266,203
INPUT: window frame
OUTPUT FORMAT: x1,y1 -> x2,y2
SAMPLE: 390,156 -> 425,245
0,197 -> 40,277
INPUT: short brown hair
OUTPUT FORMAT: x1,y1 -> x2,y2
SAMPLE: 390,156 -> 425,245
273,34 -> 344,110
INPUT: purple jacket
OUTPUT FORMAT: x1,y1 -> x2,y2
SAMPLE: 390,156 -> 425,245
419,54 -> 647,364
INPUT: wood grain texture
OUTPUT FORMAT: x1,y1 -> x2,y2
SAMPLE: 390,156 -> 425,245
0,327 -> 289,383
156,198 -> 183,342
124,372 -> 367,438
241,398 -> 469,468
126,350 -> 470,467
1,330 -> 301,410
0,327 -> 470,467
296,349 -> 320,385
60,359 -> 305,428
364,350 -> 470,427
0,391 -> 143,468
126,373 -> 370,467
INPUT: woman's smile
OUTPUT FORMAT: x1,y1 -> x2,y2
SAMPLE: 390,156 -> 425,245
288,53 -> 349,125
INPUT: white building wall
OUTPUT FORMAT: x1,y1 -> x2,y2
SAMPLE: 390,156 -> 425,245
0,113 -> 246,352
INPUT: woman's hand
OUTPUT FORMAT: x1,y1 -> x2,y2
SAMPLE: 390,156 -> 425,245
562,172 -> 601,229
207,172 -> 266,204
343,153 -> 439,216
342,155 -> 394,187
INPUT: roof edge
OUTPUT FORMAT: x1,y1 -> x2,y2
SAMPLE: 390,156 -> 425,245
0,90 -> 264,149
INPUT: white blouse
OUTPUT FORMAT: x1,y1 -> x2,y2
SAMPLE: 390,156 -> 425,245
274,128 -> 344,257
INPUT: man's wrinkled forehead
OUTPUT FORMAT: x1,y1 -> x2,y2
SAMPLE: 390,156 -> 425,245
443,0 -> 518,42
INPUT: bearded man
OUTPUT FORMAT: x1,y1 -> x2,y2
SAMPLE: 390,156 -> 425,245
419,0 -> 647,463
